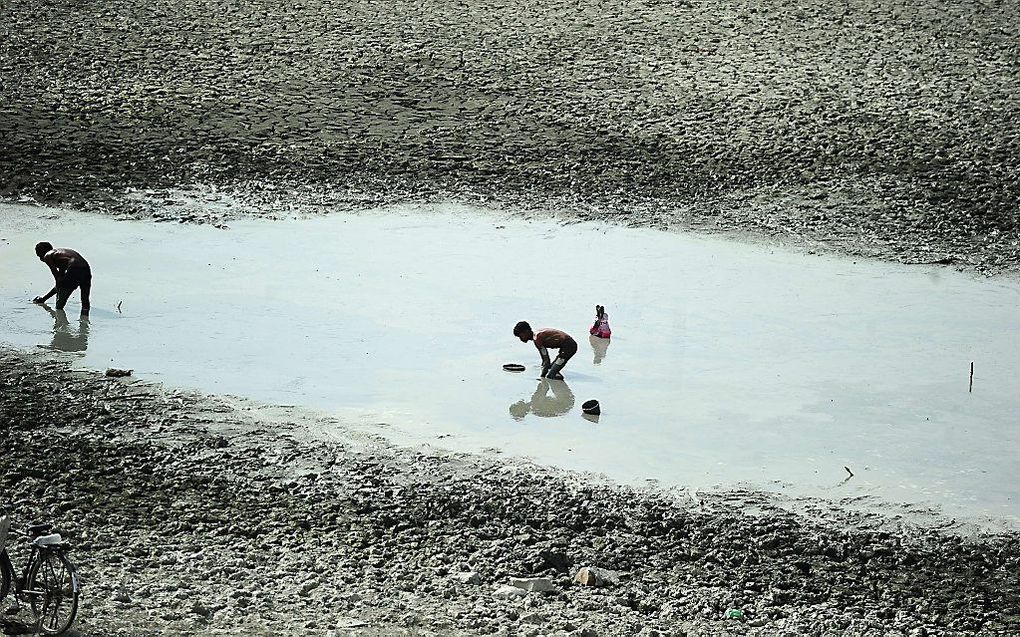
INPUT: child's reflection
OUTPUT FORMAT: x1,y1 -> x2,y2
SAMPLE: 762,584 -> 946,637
509,379 -> 575,421
44,306 -> 90,353
589,334 -> 610,365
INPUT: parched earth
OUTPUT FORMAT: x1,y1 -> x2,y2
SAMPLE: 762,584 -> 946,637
2,0 -> 1019,271
0,348 -> 1018,636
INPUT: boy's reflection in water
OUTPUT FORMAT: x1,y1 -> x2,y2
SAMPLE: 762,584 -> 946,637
45,306 -> 90,353
509,379 -> 575,421
589,334 -> 610,365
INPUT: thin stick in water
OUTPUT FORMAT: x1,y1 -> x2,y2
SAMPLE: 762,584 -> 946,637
969,361 -> 974,393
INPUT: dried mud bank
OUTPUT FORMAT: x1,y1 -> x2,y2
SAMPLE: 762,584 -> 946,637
3,0 -> 1020,272
1,347 -> 1018,637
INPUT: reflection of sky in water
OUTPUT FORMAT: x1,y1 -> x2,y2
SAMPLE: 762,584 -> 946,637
1,202 -> 1018,528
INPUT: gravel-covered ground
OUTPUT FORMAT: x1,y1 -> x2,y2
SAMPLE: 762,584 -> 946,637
1,348 -> 1018,636
2,0 -> 1019,271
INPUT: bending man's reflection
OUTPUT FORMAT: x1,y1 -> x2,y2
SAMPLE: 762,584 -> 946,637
589,334 -> 610,365
509,379 -> 575,421
45,306 -> 90,352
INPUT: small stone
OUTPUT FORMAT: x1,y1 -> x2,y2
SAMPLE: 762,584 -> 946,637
105,368 -> 133,377
493,584 -> 528,599
573,567 -> 597,586
191,601 -> 212,618
339,592 -> 362,604
453,571 -> 481,585
520,611 -> 546,624
508,577 -> 556,593
300,580 -> 319,595
572,566 -> 620,587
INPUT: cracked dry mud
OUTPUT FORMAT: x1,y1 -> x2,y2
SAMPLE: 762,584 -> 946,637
1,0 -> 1019,272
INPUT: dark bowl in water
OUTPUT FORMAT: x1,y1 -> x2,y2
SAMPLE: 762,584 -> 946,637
582,399 -> 600,415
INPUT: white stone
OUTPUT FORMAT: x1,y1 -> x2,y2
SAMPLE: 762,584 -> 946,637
508,577 -> 556,593
493,584 -> 528,599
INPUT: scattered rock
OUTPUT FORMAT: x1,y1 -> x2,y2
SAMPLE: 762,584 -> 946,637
520,611 -> 546,624
508,577 -> 557,593
191,601 -> 212,618
574,567 -> 598,587
572,566 -> 620,587
492,584 -> 529,599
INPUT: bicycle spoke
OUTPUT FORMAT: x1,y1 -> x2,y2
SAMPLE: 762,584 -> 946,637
54,560 -> 67,595
46,595 -> 64,629
45,559 -> 58,591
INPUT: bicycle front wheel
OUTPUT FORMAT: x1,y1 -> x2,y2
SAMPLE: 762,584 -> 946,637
27,551 -> 79,635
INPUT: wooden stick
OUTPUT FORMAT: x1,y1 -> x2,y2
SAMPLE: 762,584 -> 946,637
969,362 -> 974,393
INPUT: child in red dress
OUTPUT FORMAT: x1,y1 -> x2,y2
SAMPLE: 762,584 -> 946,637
589,305 -> 611,339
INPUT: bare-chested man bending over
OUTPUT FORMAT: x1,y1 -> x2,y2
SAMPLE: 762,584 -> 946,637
513,321 -> 577,380
32,242 -> 92,313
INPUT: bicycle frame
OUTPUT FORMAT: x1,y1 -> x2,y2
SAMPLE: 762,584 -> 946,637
1,523 -> 47,606
0,514 -> 9,556
2,511 -> 73,607
0,501 -> 80,636
0,514 -> 10,601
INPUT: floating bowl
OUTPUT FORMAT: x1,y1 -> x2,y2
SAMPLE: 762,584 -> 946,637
503,363 -> 526,372
582,399 -> 601,415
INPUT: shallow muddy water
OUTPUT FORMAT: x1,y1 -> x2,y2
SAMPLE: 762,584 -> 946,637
2,202 -> 1019,528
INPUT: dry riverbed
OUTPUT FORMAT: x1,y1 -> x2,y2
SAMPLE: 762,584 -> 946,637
1,347 -> 1018,636
3,0 -> 1020,273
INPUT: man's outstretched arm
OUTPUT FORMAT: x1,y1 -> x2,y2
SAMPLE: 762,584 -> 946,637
33,262 -> 63,303
33,286 -> 57,304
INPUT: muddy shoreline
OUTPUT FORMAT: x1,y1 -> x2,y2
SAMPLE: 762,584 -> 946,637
3,0 -> 1020,272
1,347 -> 1018,636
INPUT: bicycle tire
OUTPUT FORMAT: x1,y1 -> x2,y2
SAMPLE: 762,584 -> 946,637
27,551 -> 79,635
0,549 -> 12,602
